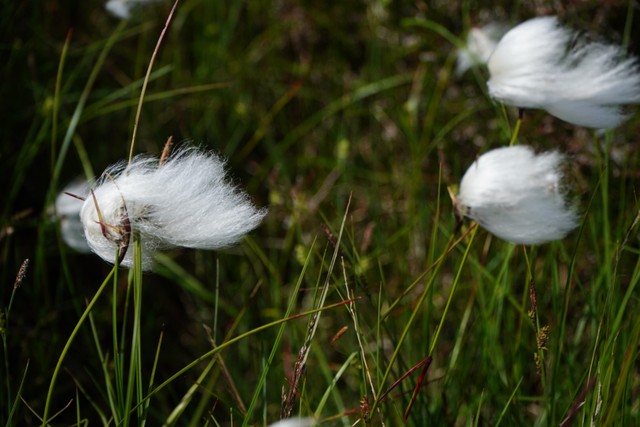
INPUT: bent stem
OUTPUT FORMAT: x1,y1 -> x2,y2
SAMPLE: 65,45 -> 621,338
42,267 -> 117,426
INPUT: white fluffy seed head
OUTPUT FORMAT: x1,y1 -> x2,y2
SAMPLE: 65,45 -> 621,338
80,147 -> 267,270
267,418 -> 315,427
54,180 -> 92,253
105,0 -> 161,20
455,23 -> 507,76
487,16 -> 640,128
456,145 -> 579,245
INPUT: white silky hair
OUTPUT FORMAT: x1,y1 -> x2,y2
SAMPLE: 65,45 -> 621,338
457,145 -> 579,245
455,23 -> 507,76
80,147 -> 267,270
487,16 -> 640,128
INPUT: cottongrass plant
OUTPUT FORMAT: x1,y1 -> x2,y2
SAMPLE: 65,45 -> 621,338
43,4 -> 273,426
487,16 -> 640,128
80,146 -> 267,270
455,145 -> 579,244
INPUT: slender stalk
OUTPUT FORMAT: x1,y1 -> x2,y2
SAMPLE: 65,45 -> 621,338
128,0 -> 180,162
123,235 -> 144,426
50,30 -> 72,175
429,225 -> 478,354
50,21 -> 126,202
369,224 -> 478,418
508,117 -> 522,146
130,300 -> 354,417
42,267 -> 116,426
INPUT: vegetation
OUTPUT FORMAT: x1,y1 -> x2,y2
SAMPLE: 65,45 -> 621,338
2,1 -> 640,425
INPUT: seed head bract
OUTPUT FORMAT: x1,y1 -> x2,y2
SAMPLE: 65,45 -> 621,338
456,145 -> 579,245
487,16 -> 640,128
80,147 -> 267,270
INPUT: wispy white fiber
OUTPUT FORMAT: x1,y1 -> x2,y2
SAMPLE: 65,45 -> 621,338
54,180 -> 92,253
267,418 -> 315,427
105,0 -> 160,20
80,147 -> 267,270
455,23 -> 507,76
456,145 -> 579,245
487,16 -> 640,128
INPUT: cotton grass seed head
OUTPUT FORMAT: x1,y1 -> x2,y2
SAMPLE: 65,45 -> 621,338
267,418 -> 315,427
54,180 -> 91,253
456,145 -> 579,245
105,0 -> 161,20
487,16 -> 640,128
455,22 -> 507,76
80,147 -> 267,270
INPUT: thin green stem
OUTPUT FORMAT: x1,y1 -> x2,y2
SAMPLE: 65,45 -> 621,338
50,21 -> 126,203
241,239 -> 315,426
123,236 -> 144,426
508,118 -> 522,146
369,224 -> 477,418
51,30 -> 72,174
42,267 -> 116,426
429,225 -> 478,354
129,300 -> 353,417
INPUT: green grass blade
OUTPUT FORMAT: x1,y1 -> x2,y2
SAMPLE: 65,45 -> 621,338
42,267 -> 116,425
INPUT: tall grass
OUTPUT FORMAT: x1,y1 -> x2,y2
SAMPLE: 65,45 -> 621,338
2,1 -> 640,425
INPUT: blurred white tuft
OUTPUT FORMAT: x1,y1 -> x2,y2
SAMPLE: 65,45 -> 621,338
105,0 -> 161,20
455,22 -> 508,76
54,180 -> 92,253
267,418 -> 315,427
